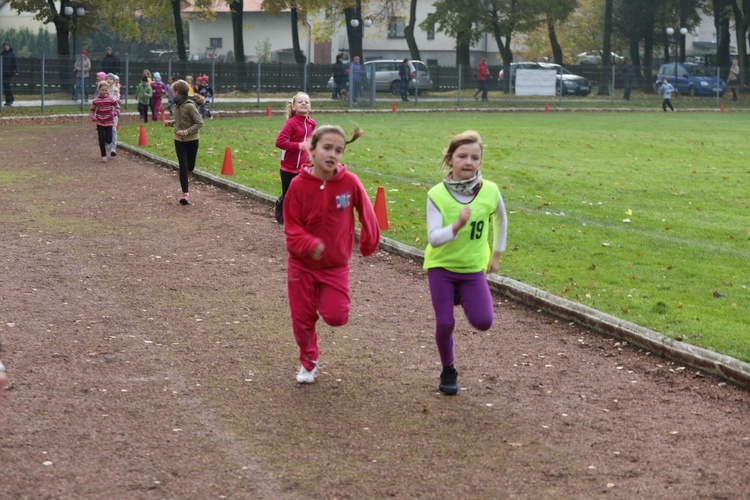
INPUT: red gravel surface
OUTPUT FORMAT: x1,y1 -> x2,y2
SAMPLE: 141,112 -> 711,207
1,120 -> 749,498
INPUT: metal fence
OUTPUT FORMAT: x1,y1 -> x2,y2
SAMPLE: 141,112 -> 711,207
0,54 -> 738,112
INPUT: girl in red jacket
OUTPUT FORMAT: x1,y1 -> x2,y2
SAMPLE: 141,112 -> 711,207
274,92 -> 316,224
283,124 -> 380,384
89,80 -> 120,163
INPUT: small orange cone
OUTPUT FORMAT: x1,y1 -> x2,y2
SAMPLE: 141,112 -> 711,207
544,103 -> 550,113
160,109 -> 166,121
266,105 -> 272,117
720,103 -> 726,112
138,125 -> 148,146
373,186 -> 389,231
221,147 -> 234,175
392,103 -> 397,113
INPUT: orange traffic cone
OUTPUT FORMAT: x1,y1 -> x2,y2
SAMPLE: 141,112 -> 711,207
544,103 -> 550,113
138,125 -> 148,146
392,103 -> 397,113
221,147 -> 234,175
373,186 -> 389,231
160,109 -> 166,121
266,105 -> 272,116
720,103 -> 726,112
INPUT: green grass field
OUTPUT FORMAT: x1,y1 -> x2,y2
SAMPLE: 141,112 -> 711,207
121,111 -> 750,363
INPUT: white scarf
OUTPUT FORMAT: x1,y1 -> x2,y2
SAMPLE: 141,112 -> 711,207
443,170 -> 482,196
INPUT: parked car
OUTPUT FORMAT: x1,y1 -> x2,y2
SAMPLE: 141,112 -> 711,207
327,60 -> 434,94
655,63 -> 726,97
498,62 -> 592,96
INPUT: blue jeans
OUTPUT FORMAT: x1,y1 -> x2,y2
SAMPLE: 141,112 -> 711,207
72,76 -> 88,101
400,80 -> 409,100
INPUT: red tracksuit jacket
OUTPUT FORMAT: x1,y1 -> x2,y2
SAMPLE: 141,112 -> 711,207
283,164 -> 380,270
275,114 -> 316,174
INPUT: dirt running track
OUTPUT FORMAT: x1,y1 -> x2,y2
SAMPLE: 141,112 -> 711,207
1,121 -> 749,499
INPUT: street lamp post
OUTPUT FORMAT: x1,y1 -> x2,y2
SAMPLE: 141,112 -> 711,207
64,5 -> 86,60
666,27 -> 687,93
65,5 -> 86,108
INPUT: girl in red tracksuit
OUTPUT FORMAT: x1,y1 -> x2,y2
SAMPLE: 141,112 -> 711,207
274,91 -> 316,224
283,124 -> 380,384
89,80 -> 120,163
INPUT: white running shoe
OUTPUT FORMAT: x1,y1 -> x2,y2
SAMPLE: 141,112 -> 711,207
296,364 -> 318,384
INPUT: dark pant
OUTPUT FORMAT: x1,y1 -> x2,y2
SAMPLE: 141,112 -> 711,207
400,79 -> 409,101
96,125 -> 113,157
2,75 -> 13,104
730,82 -> 737,101
175,139 -> 200,194
72,77 -> 88,101
474,80 -> 489,101
662,98 -> 674,112
623,79 -> 632,100
138,103 -> 149,122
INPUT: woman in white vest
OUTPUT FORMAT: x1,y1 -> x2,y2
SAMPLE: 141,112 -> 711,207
423,130 -> 507,395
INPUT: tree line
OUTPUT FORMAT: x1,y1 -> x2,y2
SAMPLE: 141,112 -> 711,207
8,0 -> 748,93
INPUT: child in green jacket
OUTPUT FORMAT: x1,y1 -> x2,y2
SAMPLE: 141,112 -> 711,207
135,76 -> 153,123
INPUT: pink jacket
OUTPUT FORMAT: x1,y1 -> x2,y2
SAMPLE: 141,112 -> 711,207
89,93 -> 120,127
275,114 -> 316,174
283,164 -> 380,271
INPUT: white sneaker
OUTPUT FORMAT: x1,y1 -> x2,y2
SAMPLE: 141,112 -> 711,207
296,364 -> 318,384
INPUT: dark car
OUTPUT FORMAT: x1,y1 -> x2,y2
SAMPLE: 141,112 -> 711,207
655,63 -> 726,97
498,62 -> 592,96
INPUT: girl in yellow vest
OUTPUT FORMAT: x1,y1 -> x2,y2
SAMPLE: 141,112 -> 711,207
423,130 -> 507,395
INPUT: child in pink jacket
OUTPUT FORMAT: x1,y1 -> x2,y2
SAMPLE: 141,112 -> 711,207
283,124 -> 380,384
274,91 -> 315,224
89,80 -> 120,163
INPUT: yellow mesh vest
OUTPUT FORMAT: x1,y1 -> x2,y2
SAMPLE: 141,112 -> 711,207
424,180 -> 499,273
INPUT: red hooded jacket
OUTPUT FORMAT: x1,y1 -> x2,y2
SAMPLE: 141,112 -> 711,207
275,113 -> 316,174
283,164 -> 380,271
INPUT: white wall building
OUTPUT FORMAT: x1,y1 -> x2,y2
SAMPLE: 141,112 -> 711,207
182,0 -> 497,67
0,0 -> 55,33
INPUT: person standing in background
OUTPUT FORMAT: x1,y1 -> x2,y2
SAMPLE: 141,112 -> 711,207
727,59 -> 740,102
73,49 -> 91,101
473,57 -> 490,102
101,46 -> 121,75
399,58 -> 411,102
332,54 -> 345,100
1,41 -> 20,106
351,56 -> 362,104
622,59 -> 637,101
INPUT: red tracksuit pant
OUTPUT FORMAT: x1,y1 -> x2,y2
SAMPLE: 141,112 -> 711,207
287,259 -> 351,371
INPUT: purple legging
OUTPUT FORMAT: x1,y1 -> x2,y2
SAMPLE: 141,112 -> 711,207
427,268 -> 494,366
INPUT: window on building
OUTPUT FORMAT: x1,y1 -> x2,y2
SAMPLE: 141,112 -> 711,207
388,17 -> 406,39
210,38 -> 223,49
426,13 -> 435,40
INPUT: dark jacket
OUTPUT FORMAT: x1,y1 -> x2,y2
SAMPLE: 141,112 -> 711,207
101,53 -> 121,75
399,63 -> 410,81
332,60 -> 345,85
1,44 -> 19,76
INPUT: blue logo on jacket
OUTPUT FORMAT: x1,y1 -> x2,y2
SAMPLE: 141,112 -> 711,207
336,193 -> 351,209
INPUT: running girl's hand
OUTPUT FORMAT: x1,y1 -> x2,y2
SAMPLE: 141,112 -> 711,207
452,206 -> 471,235
311,242 -> 325,260
486,251 -> 501,274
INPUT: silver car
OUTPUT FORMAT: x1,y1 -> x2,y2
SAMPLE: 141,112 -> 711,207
328,59 -> 434,94
364,60 -> 433,94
